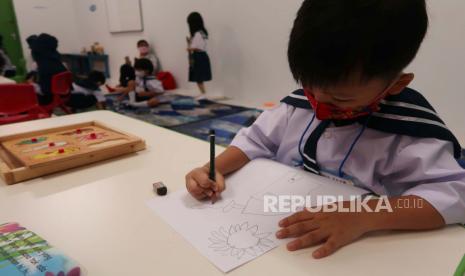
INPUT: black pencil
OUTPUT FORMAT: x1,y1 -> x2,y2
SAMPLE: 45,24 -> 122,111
209,129 -> 216,181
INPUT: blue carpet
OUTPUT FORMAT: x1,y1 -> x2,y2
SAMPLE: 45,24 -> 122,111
105,94 -> 262,145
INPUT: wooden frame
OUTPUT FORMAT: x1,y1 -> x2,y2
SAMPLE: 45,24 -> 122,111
0,121 -> 146,185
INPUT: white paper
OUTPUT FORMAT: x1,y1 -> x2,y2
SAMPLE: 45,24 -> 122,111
146,159 -> 368,273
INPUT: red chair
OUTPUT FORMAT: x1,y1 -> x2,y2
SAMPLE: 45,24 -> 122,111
43,71 -> 73,114
0,84 -> 50,125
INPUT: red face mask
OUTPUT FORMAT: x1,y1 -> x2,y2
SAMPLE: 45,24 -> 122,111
303,85 -> 393,120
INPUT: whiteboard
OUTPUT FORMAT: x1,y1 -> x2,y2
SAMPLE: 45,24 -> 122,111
104,0 -> 143,33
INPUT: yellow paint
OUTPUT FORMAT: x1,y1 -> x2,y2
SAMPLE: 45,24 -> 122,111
31,147 -> 80,160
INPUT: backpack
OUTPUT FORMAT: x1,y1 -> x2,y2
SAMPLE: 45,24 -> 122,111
156,71 -> 177,90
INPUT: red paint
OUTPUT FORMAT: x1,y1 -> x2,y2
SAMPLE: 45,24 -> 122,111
58,148 -> 65,154
90,133 -> 97,139
31,138 -> 38,143
76,129 -> 82,134
49,142 -> 55,147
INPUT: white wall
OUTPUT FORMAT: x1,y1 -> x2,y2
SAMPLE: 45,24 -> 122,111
13,0 -> 81,69
407,0 -> 465,141
12,0 -> 465,141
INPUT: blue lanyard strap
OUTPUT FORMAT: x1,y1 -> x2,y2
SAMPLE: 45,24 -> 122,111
299,113 -> 371,178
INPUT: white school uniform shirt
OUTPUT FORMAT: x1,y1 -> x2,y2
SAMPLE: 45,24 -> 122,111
135,76 -> 164,94
190,31 -> 207,52
71,83 -> 106,103
231,89 -> 465,225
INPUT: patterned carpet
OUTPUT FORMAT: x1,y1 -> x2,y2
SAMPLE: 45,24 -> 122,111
104,94 -> 262,146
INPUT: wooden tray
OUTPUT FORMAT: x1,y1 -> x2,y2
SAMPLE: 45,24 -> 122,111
0,121 -> 146,185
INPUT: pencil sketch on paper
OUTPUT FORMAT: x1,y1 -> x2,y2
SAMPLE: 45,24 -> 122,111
208,222 -> 274,259
188,171 -> 322,216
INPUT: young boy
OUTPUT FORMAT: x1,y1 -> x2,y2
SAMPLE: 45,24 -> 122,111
137,40 -> 159,74
68,70 -> 106,110
122,58 -> 165,108
186,0 -> 465,259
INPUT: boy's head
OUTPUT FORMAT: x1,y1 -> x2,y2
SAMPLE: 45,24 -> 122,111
137,40 -> 150,55
137,40 -> 149,48
134,58 -> 154,76
88,70 -> 106,86
288,0 -> 428,118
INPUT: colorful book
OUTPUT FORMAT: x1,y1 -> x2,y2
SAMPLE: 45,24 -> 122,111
0,223 -> 81,276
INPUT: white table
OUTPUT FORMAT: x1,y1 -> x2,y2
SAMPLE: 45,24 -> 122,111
0,111 -> 464,276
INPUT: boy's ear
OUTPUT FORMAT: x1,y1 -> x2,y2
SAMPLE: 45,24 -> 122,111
388,73 -> 414,95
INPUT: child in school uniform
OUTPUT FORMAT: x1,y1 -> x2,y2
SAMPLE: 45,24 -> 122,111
137,40 -> 160,75
187,12 -> 212,96
68,71 -> 106,110
122,58 -> 165,108
186,0 -> 465,259
107,57 -> 136,94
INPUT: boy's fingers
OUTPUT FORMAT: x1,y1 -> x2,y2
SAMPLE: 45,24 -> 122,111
279,209 -> 314,227
213,172 -> 226,193
286,230 -> 328,252
196,172 -> 214,189
186,177 -> 208,197
312,237 -> 340,259
276,220 -> 319,239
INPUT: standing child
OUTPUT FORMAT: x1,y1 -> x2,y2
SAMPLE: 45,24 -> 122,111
187,12 -> 212,96
185,0 -> 465,260
122,58 -> 165,108
68,70 -> 106,110
137,40 -> 160,75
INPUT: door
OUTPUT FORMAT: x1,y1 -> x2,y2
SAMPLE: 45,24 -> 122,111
0,0 -> 26,80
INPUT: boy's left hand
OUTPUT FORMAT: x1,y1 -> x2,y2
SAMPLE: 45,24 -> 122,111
276,203 -> 371,259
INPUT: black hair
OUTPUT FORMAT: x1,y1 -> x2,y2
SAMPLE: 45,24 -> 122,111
134,58 -> 154,75
137,40 -> 149,47
288,0 -> 428,88
187,12 -> 209,38
88,70 -> 106,85
0,34 -> 4,50
119,64 -> 135,87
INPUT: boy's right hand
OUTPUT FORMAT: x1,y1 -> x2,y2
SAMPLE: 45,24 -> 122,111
186,166 -> 225,201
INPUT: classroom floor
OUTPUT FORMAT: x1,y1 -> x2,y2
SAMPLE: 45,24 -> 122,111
63,93 -> 263,146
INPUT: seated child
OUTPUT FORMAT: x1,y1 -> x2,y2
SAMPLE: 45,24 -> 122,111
123,58 -> 164,108
68,70 -> 106,110
107,57 -> 136,94
25,71 -> 42,96
185,0 -> 465,260
137,39 -> 160,75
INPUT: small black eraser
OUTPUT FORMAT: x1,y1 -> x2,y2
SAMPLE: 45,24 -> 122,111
153,182 -> 168,196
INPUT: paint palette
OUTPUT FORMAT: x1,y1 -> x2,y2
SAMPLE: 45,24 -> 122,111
0,121 -> 146,185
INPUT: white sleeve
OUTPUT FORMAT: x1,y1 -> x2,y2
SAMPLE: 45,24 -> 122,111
147,79 -> 164,93
190,32 -> 206,51
230,103 -> 291,161
93,89 -> 106,103
382,137 -> 465,224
